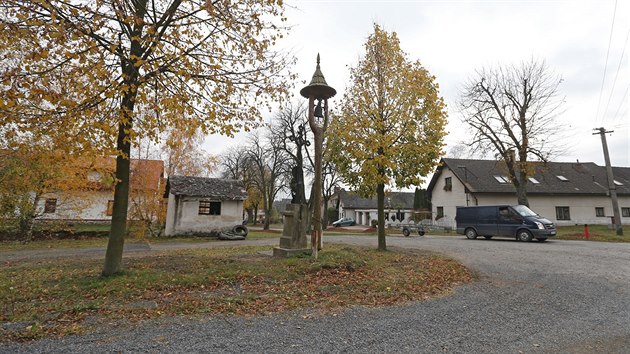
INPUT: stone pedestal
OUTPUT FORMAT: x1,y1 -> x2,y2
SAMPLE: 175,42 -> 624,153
273,203 -> 311,257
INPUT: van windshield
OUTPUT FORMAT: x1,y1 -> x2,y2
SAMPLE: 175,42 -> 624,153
512,205 -> 538,217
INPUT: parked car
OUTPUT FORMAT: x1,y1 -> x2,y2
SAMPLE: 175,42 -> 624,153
455,205 -> 556,242
332,217 -> 356,227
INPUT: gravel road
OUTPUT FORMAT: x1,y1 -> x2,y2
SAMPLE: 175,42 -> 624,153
2,235 -> 630,353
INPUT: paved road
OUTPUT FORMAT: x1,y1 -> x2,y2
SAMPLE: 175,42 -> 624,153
2,235 -> 630,353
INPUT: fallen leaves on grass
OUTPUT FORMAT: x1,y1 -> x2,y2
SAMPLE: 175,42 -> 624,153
0,244 -> 471,342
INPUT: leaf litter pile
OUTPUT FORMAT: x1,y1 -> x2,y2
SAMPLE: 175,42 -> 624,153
1,243 -> 471,341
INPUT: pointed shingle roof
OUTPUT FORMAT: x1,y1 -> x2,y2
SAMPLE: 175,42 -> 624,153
338,189 -> 415,209
166,176 -> 247,200
427,158 -> 630,196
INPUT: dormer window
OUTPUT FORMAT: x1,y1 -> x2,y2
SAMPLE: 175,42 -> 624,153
614,180 -> 623,186
494,175 -> 509,184
529,177 -> 540,184
556,175 -> 568,181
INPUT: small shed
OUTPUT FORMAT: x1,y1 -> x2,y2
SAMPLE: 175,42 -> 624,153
164,176 -> 248,236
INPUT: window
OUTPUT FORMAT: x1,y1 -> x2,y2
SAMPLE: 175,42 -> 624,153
595,207 -> 605,217
107,200 -> 115,216
528,177 -> 540,184
613,180 -> 624,186
199,200 -> 221,215
444,177 -> 452,191
493,175 -> 509,184
556,175 -> 569,181
622,208 -> 630,217
44,198 -> 57,213
396,211 -> 405,221
556,206 -> 570,220
436,206 -> 444,220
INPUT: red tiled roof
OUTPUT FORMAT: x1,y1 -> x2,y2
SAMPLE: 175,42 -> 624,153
90,156 -> 164,191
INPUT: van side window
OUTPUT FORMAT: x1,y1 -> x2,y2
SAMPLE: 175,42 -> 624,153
499,207 -> 517,220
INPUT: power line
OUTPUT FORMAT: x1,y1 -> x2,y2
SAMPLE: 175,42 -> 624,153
602,26 -> 630,124
595,0 -> 618,126
611,83 -> 629,125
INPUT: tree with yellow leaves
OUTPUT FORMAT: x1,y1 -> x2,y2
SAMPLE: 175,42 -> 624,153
0,145 -> 95,243
0,0 -> 293,275
329,24 -> 447,250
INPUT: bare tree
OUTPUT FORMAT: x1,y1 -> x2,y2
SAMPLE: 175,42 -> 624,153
220,146 -> 249,181
219,146 -> 260,224
270,102 -> 343,229
244,131 -> 289,230
321,157 -> 342,228
458,59 -> 565,206
161,129 -> 217,178
270,102 -> 310,203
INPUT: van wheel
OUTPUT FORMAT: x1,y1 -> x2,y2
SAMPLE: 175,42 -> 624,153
402,227 -> 410,237
517,230 -> 533,242
484,236 -> 493,240
465,228 -> 477,240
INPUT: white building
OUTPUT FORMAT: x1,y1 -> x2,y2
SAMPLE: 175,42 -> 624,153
329,188 -> 417,226
164,176 -> 247,236
427,158 -> 630,228
37,158 -> 164,222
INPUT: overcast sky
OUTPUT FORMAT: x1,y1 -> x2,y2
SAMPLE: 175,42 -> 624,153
204,0 -> 629,172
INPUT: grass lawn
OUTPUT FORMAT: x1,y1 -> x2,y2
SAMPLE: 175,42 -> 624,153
0,244 -> 471,342
554,224 -> 628,242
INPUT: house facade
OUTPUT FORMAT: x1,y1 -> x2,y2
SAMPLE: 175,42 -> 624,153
329,188 -> 416,226
164,176 -> 247,236
37,158 -> 164,222
427,158 -> 630,228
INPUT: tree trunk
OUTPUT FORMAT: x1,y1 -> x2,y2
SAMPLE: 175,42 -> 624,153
102,0 -> 145,276
253,205 -> 258,224
102,121 -> 132,276
20,194 -> 40,244
377,182 -> 386,250
322,196 -> 330,229
262,194 -> 270,230
246,208 -> 254,224
103,88 -> 137,276
516,169 -> 529,207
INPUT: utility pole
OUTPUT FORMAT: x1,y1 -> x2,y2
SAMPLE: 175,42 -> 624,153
593,127 -> 623,236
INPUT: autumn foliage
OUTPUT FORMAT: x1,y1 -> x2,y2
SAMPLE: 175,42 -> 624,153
330,24 -> 447,250
0,0 -> 293,275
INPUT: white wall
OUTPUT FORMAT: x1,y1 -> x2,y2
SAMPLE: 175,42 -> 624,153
165,194 -> 243,236
341,208 -> 415,226
471,194 -> 630,226
164,193 -> 177,236
430,167 -> 630,227
524,195 -> 628,226
36,191 -> 114,221
430,167 -> 469,228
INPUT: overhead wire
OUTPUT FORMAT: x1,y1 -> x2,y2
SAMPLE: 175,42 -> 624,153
610,83 -> 629,125
602,26 -> 630,125
594,0 -> 618,126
